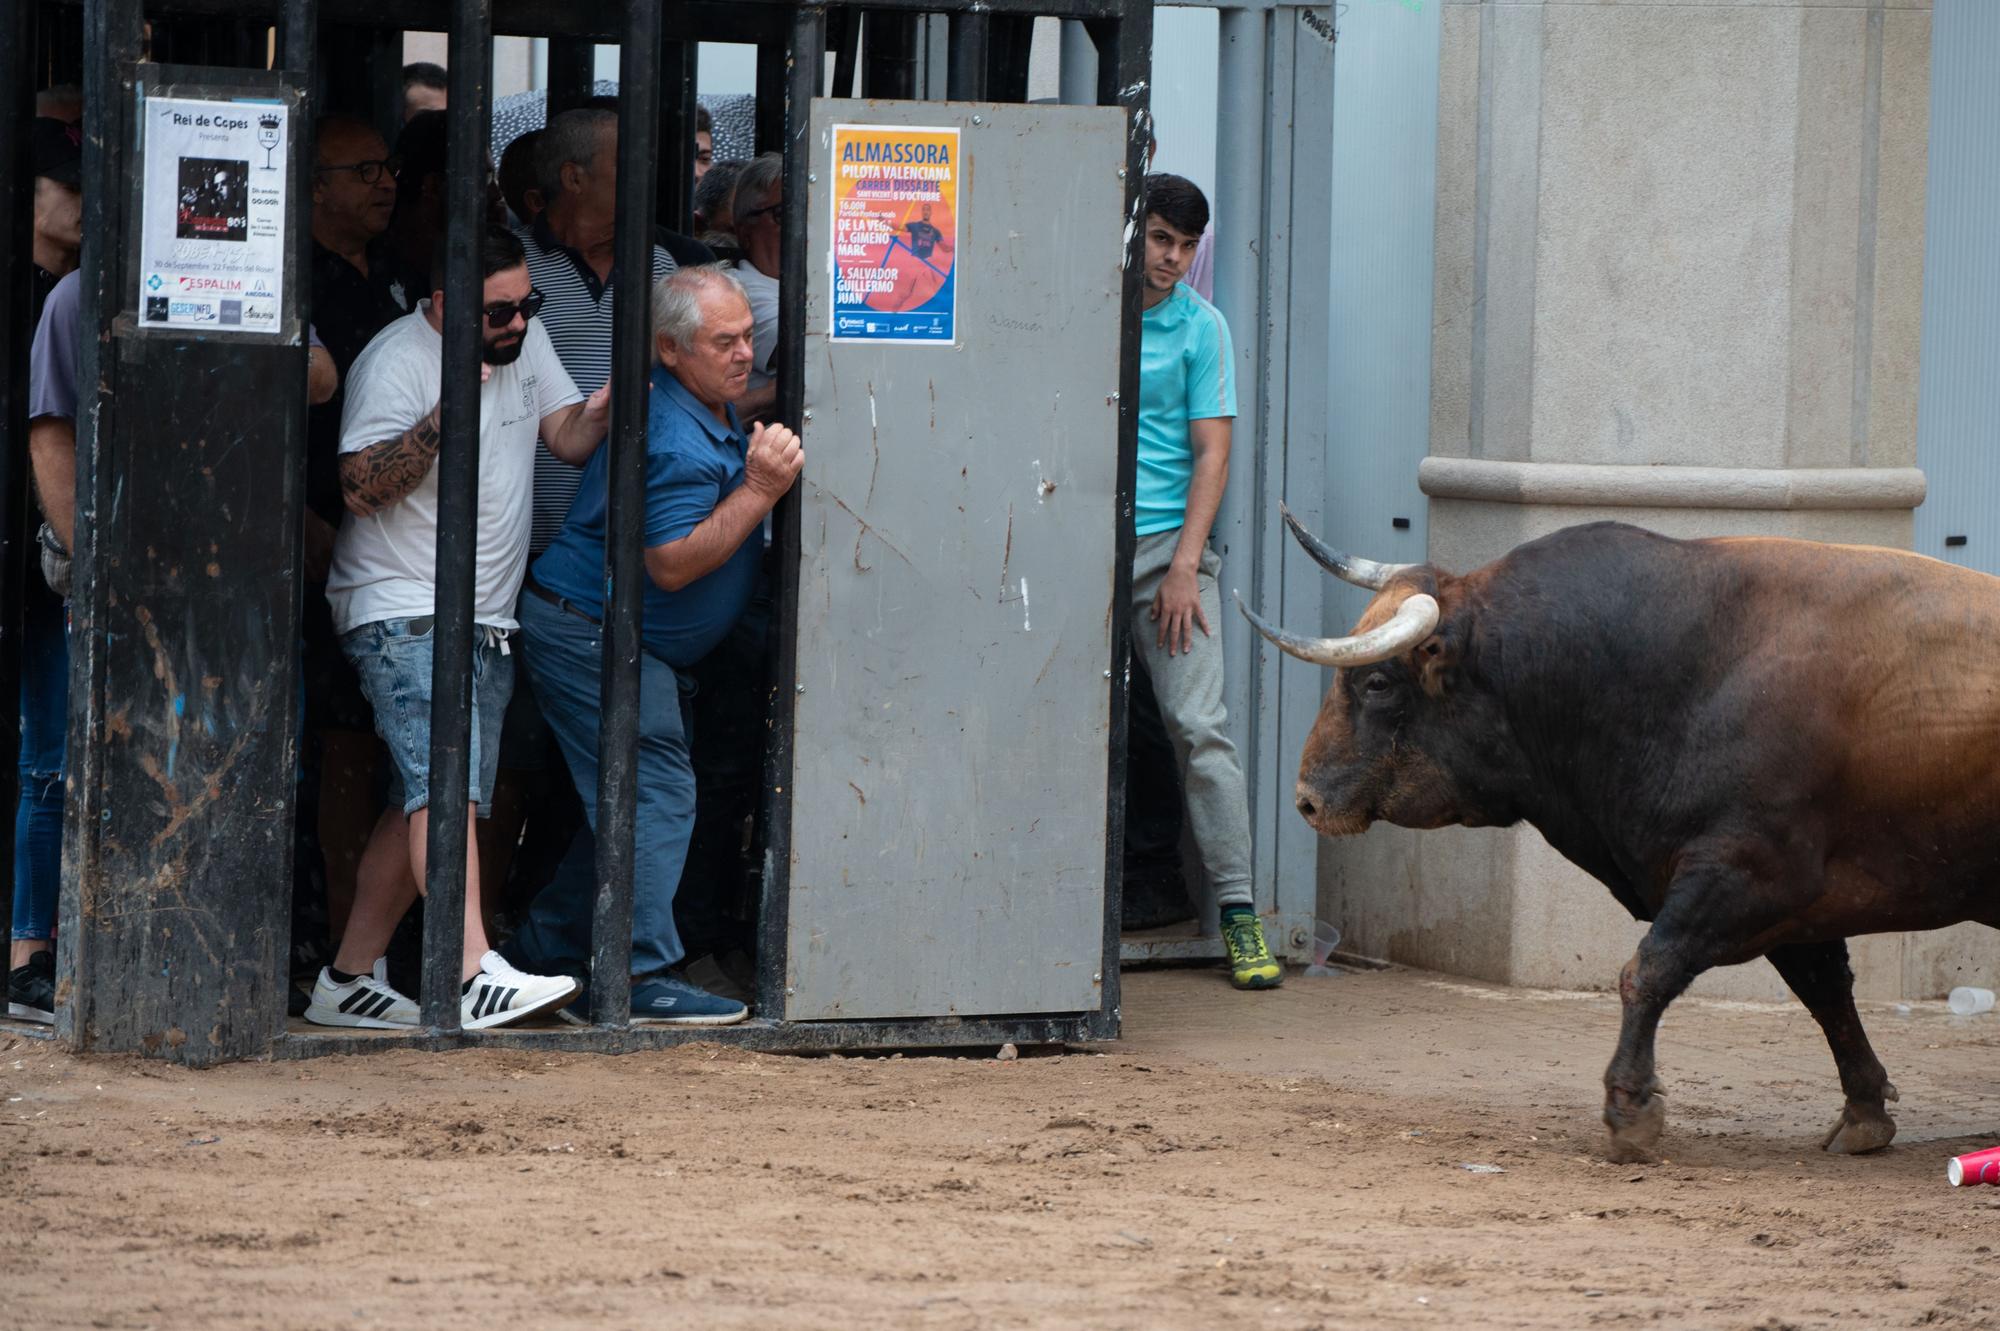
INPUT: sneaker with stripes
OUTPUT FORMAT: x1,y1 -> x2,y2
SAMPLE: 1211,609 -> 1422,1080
461,952 -> 577,1031
303,962 -> 418,1029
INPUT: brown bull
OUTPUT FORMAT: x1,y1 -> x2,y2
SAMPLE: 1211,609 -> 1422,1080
1242,509 -> 2000,1161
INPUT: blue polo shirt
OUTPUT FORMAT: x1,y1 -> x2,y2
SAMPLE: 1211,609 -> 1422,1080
530,366 -> 761,668
1135,282 -> 1236,537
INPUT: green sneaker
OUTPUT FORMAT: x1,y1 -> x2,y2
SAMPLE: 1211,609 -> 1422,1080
1221,909 -> 1283,989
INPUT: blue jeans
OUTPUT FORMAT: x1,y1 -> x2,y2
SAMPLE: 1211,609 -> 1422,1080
508,591 -> 695,980
12,586 -> 66,942
339,617 -> 512,817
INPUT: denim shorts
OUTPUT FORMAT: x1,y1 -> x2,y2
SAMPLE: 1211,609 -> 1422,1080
339,617 -> 513,818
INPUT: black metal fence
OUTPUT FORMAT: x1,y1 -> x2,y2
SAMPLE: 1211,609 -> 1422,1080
5,0 -> 1151,1062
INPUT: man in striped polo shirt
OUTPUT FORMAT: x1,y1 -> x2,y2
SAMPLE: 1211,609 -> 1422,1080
517,107 -> 677,555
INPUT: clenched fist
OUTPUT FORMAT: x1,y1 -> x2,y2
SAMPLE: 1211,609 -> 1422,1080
745,420 -> 805,502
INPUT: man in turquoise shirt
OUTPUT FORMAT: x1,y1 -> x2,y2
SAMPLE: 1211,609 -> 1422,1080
1132,174 -> 1280,989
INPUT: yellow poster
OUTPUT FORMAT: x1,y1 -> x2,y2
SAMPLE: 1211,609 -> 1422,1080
830,124 -> 959,344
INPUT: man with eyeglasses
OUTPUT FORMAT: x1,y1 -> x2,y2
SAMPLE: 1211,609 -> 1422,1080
306,225 -> 609,1031
728,153 -> 783,424
306,115 -> 418,955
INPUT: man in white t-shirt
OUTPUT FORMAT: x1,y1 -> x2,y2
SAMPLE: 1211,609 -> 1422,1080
308,225 -> 610,1032
730,152 -> 782,422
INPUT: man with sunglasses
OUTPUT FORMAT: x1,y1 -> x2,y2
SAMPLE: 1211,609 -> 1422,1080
308,226 -> 608,1031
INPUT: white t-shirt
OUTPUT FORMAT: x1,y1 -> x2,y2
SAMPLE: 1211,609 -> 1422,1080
328,305 -> 584,634
736,262 -> 780,391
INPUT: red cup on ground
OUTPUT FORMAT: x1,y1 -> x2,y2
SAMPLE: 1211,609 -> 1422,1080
1946,1146 -> 2000,1186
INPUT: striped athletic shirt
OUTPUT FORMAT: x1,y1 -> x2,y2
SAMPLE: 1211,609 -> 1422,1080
518,216 -> 676,553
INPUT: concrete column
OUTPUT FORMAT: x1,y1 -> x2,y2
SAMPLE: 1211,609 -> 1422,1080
1059,20 -> 1096,107
1324,0 -> 1941,999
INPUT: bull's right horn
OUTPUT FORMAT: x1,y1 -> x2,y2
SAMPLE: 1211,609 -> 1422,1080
1281,502 -> 1416,591
1235,590 -> 1440,668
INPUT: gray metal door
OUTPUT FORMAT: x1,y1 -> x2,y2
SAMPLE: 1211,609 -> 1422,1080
786,99 -> 1127,1020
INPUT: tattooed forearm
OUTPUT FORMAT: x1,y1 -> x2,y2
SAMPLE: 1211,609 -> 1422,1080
340,408 -> 443,517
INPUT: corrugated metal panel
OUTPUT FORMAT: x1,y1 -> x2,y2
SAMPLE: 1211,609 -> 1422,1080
1322,0 -> 1441,632
1914,0 -> 2000,574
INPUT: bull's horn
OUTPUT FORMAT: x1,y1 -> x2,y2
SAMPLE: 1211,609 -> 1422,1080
1235,590 -> 1440,668
1280,502 -> 1416,591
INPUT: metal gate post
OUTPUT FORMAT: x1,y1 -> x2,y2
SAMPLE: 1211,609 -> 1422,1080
419,0 -> 494,1032
656,34 -> 695,233
754,0 -> 824,1025
546,37 -> 596,116
1092,2 -> 1156,1037
66,0 -> 309,1061
587,0 -> 661,1029
0,0 -> 36,962
946,12 -> 990,101
1212,2 -> 1271,918
1259,6 -> 1336,959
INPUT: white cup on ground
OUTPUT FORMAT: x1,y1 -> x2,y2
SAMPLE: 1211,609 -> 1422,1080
1303,920 -> 1343,978
1949,986 -> 1995,1016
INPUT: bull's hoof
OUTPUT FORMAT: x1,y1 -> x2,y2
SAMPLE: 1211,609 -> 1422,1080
1821,1102 -> 1897,1155
1603,1091 -> 1667,1164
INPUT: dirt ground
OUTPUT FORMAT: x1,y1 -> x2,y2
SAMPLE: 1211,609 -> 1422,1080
7,964 -> 2000,1330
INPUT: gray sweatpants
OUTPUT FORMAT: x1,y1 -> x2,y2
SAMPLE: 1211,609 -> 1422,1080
1129,528 -> 1254,909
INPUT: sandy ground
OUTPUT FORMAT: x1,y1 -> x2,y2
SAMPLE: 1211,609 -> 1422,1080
7,963 -> 2000,1330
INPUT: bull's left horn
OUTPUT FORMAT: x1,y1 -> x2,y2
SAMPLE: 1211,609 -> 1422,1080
1280,502 -> 1416,591
1235,590 -> 1440,668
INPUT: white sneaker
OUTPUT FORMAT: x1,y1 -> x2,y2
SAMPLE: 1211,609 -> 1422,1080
461,952 -> 577,1031
304,963 -> 419,1029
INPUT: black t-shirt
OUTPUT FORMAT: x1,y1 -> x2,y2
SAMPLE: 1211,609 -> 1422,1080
306,239 -> 412,524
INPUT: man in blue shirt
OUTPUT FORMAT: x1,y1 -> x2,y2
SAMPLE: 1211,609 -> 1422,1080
1133,174 -> 1281,990
508,265 -> 803,1023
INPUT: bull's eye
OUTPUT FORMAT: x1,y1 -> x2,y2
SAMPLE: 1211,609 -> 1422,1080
1363,672 -> 1392,696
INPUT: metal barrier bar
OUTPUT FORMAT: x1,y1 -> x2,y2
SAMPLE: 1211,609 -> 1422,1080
946,11 -> 990,100
1088,4 -> 1153,1039
546,36 -> 594,115
0,0 -> 36,961
861,11 -> 919,100
829,9 -> 858,99
754,0 -> 824,1025
656,34 -> 694,234
1212,2 -> 1267,897
754,39 -> 786,155
588,0 -> 660,1028
419,0 -> 493,1032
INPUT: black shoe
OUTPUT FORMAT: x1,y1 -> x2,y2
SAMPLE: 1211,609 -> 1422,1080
8,950 -> 56,1024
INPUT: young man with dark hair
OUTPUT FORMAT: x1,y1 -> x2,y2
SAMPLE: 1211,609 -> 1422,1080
1132,173 -> 1281,989
498,129 -> 544,229
694,104 -> 714,183
402,61 -> 447,122
307,226 -> 609,1030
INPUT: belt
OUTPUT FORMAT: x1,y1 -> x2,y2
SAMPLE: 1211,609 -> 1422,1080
524,576 -> 600,627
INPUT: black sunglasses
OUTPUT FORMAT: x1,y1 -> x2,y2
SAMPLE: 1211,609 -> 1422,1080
482,288 -> 545,330
739,201 -> 783,226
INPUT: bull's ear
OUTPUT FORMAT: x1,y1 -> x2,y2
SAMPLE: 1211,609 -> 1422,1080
1416,631 -> 1459,697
